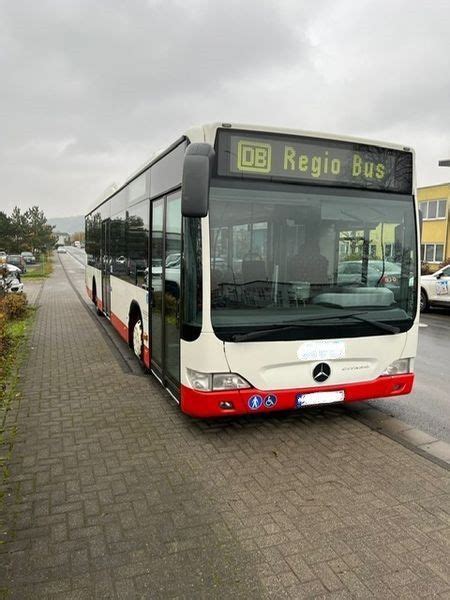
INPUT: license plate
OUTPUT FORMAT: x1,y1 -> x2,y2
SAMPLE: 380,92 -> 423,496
296,390 -> 345,408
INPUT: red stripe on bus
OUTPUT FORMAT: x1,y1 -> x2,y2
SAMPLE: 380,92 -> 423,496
109,311 -> 150,366
110,312 -> 129,343
180,373 -> 414,418
143,346 -> 150,368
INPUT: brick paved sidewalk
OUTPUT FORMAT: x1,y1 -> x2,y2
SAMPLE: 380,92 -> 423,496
0,261 -> 449,599
22,277 -> 44,306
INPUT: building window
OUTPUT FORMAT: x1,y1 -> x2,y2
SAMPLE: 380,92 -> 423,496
422,243 -> 444,263
438,200 -> 447,218
435,244 -> 444,262
420,199 -> 447,220
425,245 -> 434,262
384,243 -> 394,259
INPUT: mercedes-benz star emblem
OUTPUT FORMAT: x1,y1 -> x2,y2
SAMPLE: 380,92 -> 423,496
313,363 -> 331,383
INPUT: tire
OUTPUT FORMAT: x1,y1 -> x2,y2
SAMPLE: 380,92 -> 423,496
420,289 -> 429,313
130,311 -> 145,369
92,280 -> 102,315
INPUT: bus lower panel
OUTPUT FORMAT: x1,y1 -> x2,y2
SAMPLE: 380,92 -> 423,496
110,312 -> 129,343
109,309 -> 151,369
180,373 -> 414,418
88,282 -> 152,369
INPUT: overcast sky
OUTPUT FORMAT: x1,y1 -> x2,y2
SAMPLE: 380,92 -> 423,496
1,0 -> 449,218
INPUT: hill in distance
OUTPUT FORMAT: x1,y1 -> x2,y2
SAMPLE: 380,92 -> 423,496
48,215 -> 84,234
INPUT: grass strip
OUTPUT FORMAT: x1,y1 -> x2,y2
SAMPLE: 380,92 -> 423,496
0,304 -> 35,532
21,253 -> 53,279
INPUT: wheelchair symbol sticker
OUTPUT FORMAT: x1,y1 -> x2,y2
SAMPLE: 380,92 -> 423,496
264,395 -> 277,408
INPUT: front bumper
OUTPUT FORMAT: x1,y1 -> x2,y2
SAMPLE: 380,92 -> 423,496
180,373 -> 414,418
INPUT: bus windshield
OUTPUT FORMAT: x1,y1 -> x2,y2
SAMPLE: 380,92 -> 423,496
209,181 -> 417,341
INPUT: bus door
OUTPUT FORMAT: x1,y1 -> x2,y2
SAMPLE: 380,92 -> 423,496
151,199 -> 164,374
101,219 -> 111,316
150,192 -> 182,393
164,193 -> 182,391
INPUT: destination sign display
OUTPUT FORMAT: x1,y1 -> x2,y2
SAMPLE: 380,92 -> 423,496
216,130 -> 413,194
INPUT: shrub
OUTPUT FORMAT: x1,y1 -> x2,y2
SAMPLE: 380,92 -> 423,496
421,262 -> 434,275
0,294 -> 28,320
0,309 -> 9,356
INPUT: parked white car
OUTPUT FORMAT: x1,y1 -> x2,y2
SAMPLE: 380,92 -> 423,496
420,265 -> 450,312
0,264 -> 24,293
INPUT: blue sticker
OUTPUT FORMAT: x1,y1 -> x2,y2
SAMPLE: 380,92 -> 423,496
295,394 -> 304,408
264,394 -> 277,408
248,395 -> 263,410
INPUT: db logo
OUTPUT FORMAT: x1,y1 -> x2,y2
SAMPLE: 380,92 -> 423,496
237,140 -> 272,173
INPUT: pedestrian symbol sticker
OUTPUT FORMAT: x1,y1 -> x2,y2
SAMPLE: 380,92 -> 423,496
264,395 -> 277,408
248,395 -> 263,410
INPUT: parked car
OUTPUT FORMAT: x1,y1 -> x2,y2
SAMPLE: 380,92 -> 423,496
6,254 -> 27,273
7,278 -> 24,293
1,263 -> 21,278
420,264 -> 450,312
57,246 -> 67,254
337,262 -> 381,286
149,255 -> 181,292
6,263 -> 21,275
337,260 -> 408,298
165,252 -> 181,268
21,251 -> 36,264
368,260 -> 402,283
0,263 -> 23,293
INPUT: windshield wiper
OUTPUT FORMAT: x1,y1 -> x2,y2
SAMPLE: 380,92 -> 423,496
231,321 -> 317,342
304,311 -> 401,334
231,311 -> 400,342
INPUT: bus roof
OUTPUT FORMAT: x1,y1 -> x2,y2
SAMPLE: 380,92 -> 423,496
87,122 -> 414,215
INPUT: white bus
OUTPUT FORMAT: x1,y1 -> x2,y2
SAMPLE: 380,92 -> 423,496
85,123 -> 419,418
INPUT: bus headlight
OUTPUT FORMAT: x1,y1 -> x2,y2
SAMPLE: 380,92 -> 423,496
186,369 -> 212,391
382,359 -> 410,376
187,369 -> 251,391
212,373 -> 251,390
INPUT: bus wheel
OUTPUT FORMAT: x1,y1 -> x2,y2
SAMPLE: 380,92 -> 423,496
92,279 -> 102,315
130,312 -> 144,364
420,289 -> 429,313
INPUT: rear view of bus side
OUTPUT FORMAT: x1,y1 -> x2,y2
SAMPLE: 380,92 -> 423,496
85,123 -> 419,418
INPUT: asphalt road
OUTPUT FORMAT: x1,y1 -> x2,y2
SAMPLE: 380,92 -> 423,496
371,307 -> 450,443
64,245 -> 87,265
64,246 -> 450,443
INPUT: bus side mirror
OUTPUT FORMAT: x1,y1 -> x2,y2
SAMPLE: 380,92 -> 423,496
181,143 -> 215,218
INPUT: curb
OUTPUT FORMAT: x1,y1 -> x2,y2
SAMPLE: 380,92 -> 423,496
346,402 -> 450,470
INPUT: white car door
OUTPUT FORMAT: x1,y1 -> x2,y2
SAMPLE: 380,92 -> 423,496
429,266 -> 450,304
